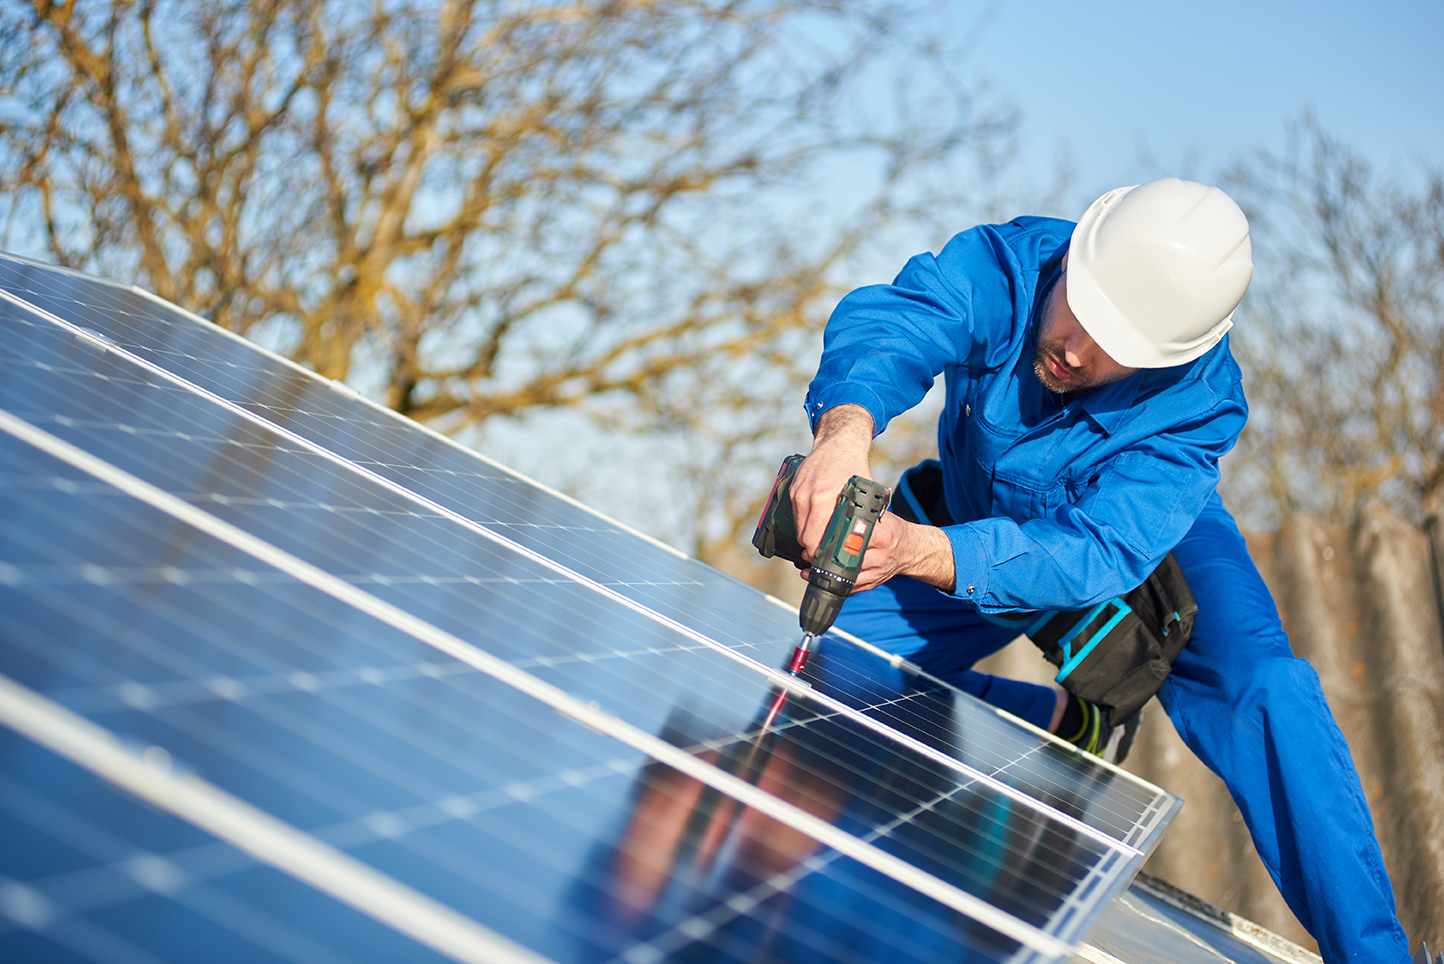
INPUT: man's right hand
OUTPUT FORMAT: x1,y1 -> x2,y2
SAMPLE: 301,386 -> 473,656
792,404 -> 875,560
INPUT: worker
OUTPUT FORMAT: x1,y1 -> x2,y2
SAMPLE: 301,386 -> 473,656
789,177 -> 1411,964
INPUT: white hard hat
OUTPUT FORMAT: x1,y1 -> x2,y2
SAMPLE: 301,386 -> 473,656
1066,177 -> 1253,368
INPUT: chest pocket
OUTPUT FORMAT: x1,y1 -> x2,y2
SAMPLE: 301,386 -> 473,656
983,418 -> 1106,520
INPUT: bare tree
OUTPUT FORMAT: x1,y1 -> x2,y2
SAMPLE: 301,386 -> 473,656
0,0 -> 1018,556
1222,116 -> 1444,529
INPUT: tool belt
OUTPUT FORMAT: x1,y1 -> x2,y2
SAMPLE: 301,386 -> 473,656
892,460 -> 1196,726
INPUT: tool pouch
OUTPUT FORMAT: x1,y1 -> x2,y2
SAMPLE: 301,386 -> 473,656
892,459 -> 953,526
892,460 -> 1196,726
1017,555 -> 1196,726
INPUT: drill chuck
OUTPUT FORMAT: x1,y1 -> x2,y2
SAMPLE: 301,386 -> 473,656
799,569 -> 851,637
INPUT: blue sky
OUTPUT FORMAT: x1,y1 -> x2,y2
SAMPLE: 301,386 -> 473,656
957,0 -> 1444,203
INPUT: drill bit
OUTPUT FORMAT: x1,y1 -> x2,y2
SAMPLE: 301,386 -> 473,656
757,633 -> 816,735
786,632 -> 816,675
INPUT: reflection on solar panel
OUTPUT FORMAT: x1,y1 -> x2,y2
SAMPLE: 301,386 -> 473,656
0,252 -> 1179,964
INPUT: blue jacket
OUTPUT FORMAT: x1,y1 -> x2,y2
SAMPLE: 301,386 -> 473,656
804,217 -> 1248,613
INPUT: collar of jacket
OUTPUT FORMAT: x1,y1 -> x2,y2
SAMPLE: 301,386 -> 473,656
1066,370 -> 1148,437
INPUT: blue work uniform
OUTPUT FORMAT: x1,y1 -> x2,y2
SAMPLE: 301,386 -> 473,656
806,217 -> 1410,964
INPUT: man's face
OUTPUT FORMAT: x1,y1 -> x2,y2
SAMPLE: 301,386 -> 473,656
1032,269 -> 1139,394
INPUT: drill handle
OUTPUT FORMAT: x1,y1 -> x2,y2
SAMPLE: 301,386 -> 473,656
752,454 -> 809,569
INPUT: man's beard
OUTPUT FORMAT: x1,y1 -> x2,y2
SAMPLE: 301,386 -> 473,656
1033,339 -> 1134,394
1033,342 -> 1087,394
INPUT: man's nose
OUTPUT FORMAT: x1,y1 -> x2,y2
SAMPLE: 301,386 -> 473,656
1062,334 -> 1096,370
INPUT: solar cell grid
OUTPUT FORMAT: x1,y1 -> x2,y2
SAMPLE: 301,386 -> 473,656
0,425 -> 1072,963
0,282 -> 1160,837
0,253 -> 1180,964
0,391 -> 1119,925
0,287 -> 1163,854
0,260 -> 1171,849
2,438 -> 1010,963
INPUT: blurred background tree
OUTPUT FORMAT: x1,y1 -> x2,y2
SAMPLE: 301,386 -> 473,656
0,0 -> 1028,560
14,2 -> 1434,561
1221,115 -> 1444,530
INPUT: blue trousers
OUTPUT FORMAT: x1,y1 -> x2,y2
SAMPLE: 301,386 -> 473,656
835,492 -> 1409,964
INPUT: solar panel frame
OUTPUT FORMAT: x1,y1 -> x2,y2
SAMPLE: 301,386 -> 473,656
0,257 -> 1175,853
0,252 -> 1182,964
0,274 -> 1171,853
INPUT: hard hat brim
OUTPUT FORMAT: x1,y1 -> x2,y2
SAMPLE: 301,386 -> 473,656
1067,187 -> 1234,369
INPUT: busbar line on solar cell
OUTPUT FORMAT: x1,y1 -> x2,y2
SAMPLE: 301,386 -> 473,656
613,779 -> 978,964
0,408 -> 1079,959
850,654 -> 1175,855
67,671 -> 656,851
41,660 -> 480,717
1,299 -> 1151,861
0,560 -> 600,590
827,623 -> 1178,851
2,734 -> 656,940
124,284 -> 701,569
1,879 -> 199,964
1,571 -> 663,830
2,871 -> 356,964
611,726 -> 1129,964
0,674 -> 558,964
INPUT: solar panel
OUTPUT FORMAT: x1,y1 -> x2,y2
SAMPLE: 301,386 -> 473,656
0,252 -> 1180,964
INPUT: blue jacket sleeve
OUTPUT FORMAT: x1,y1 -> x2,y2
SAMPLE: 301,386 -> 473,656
804,227 -> 1026,434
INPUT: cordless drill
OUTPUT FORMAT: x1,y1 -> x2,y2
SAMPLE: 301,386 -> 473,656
752,454 -> 890,674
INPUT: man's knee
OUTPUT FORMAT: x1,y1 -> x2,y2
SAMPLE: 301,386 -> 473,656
1167,649 -> 1324,726
1215,655 -> 1332,745
1247,654 -> 1324,705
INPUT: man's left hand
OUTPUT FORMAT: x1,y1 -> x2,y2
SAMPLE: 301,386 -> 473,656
814,511 -> 956,594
